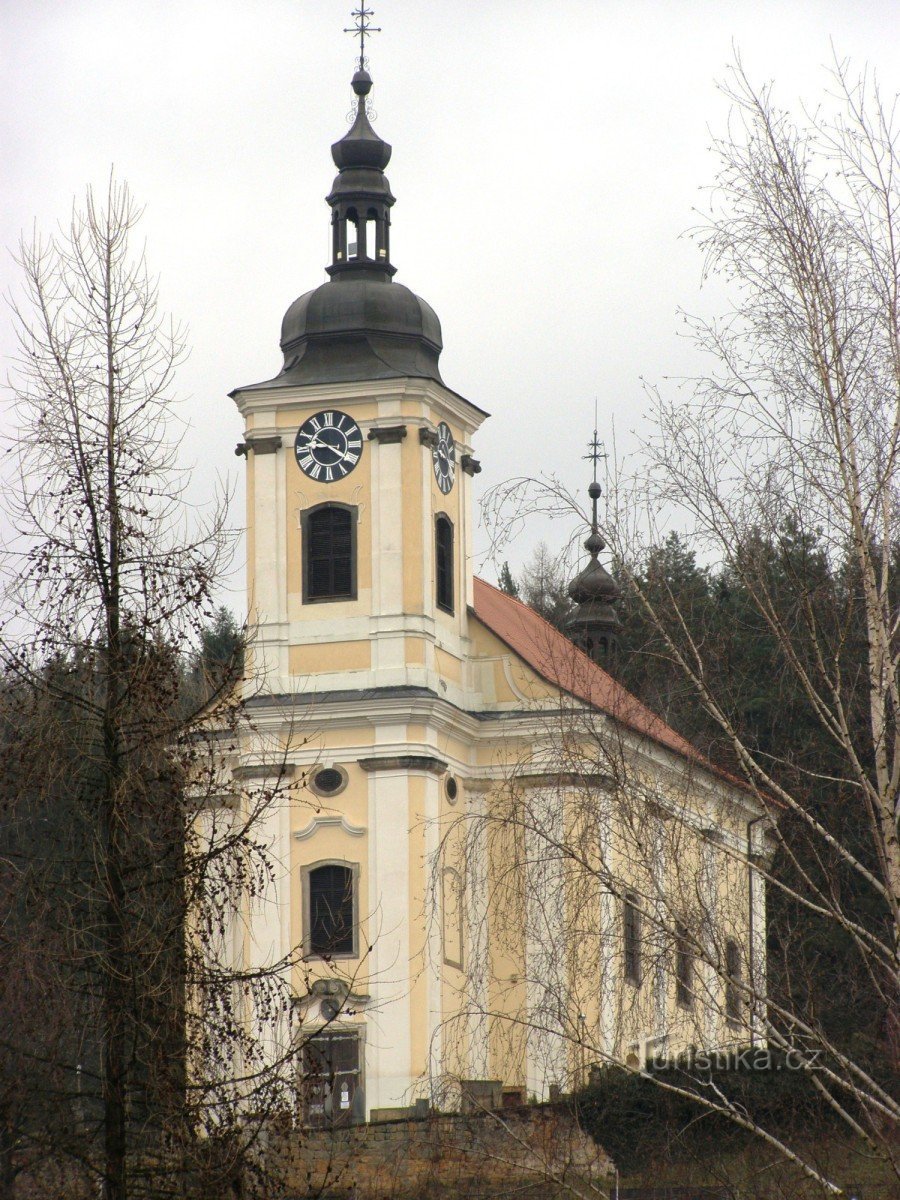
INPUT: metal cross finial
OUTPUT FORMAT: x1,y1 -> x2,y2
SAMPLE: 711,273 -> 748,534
581,398 -> 607,484
581,401 -> 607,540
344,4 -> 381,71
583,429 -> 607,483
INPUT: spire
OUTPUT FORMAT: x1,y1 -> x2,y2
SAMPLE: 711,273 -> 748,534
327,5 -> 396,283
566,423 -> 621,667
266,5 -> 445,390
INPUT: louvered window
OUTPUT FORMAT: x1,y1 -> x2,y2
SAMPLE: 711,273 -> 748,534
435,515 -> 454,614
304,505 -> 356,602
307,864 -> 356,956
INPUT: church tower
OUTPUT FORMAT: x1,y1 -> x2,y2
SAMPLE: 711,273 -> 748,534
230,11 -> 487,1121
231,47 -> 486,705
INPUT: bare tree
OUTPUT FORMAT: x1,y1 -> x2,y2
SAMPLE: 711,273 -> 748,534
466,56 -> 900,1197
0,177 -> 339,1199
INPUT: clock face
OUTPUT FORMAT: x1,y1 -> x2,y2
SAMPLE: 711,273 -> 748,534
294,410 -> 363,483
433,421 -> 456,495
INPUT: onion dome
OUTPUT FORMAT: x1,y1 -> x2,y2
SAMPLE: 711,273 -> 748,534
234,59 -> 445,394
330,70 -> 392,171
282,63 -> 444,387
278,280 -> 443,385
567,479 -> 621,666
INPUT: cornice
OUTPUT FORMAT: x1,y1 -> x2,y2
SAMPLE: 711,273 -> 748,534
357,754 -> 448,775
367,424 -> 407,444
231,762 -> 297,781
231,375 -> 489,428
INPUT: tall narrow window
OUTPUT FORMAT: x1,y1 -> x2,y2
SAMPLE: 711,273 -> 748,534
345,209 -> 359,259
725,938 -> 742,1024
623,893 -> 642,985
442,867 -> 464,970
675,921 -> 694,1009
303,504 -> 356,602
435,515 -> 454,614
365,213 -> 377,259
305,863 -> 356,957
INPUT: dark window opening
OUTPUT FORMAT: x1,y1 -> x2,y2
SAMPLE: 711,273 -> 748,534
313,767 -> 345,796
302,1031 -> 361,1128
623,893 -> 642,986
435,515 -> 454,614
725,938 -> 742,1024
308,864 -> 355,956
304,504 -> 356,602
675,921 -> 694,1009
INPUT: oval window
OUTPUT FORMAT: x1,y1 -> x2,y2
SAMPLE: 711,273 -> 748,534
312,767 -> 347,797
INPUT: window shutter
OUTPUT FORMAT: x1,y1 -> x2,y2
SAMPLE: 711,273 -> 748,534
306,506 -> 354,600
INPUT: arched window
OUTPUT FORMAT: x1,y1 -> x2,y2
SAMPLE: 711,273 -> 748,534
435,514 -> 454,614
303,862 -> 358,957
302,504 -> 356,603
725,938 -> 742,1024
623,893 -> 642,986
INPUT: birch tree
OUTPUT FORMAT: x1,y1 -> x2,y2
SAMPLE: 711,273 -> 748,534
472,57 -> 900,1195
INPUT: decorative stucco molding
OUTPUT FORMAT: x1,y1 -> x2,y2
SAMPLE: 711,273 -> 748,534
294,814 -> 366,841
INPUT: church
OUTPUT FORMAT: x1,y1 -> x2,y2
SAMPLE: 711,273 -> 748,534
227,17 -> 769,1126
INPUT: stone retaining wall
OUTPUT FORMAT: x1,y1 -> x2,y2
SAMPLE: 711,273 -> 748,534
267,1105 -> 614,1198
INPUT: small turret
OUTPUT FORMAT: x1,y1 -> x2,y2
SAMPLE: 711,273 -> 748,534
567,443 -> 620,667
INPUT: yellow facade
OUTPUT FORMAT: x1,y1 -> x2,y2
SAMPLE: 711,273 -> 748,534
227,55 -> 769,1122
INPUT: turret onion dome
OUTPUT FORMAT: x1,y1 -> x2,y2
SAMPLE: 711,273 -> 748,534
330,69 -> 392,171
236,63 -> 445,393
567,479 -> 621,666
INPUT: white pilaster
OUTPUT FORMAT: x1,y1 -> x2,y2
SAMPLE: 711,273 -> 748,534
524,786 -> 568,1098
365,767 -> 412,1111
424,774 -> 443,1098
250,442 -> 289,690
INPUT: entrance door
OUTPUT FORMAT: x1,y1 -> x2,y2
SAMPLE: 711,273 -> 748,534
302,1030 -> 362,1127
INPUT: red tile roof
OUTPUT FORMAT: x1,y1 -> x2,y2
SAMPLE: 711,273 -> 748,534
471,576 -> 742,788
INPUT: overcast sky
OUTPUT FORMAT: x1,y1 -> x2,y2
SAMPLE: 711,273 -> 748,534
3,1 -> 900,612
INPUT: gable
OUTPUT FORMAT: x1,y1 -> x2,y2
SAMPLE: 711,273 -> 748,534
470,576 -> 744,790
